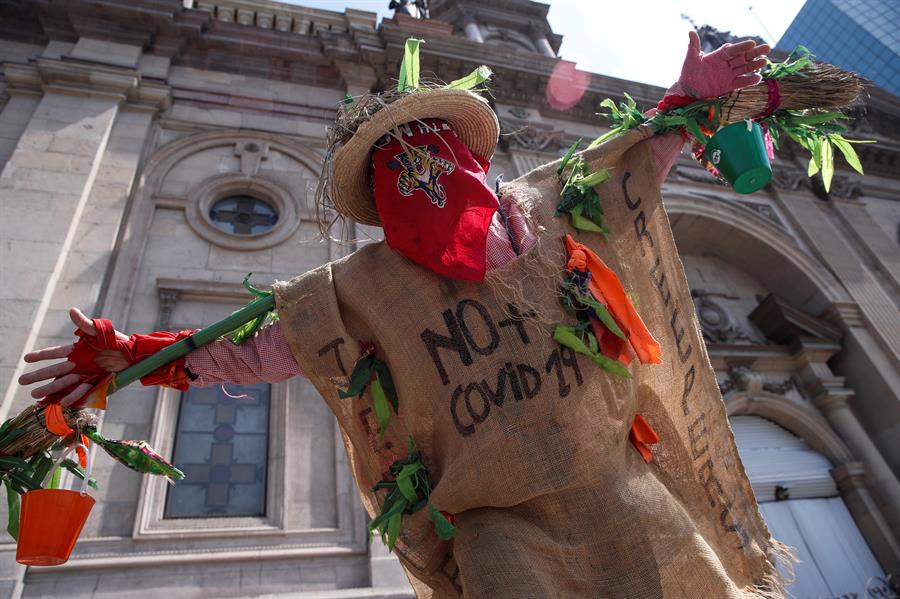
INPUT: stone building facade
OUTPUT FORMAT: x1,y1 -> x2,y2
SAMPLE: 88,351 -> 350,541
0,0 -> 897,597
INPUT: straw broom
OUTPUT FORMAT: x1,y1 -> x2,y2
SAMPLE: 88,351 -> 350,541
719,62 -> 865,124
1,294 -> 276,459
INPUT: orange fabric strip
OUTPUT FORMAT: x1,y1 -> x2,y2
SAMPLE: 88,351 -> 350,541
76,435 -> 89,468
564,235 -> 662,365
45,403 -> 74,437
629,414 -> 661,463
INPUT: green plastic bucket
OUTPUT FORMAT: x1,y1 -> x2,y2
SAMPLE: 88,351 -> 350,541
705,120 -> 772,194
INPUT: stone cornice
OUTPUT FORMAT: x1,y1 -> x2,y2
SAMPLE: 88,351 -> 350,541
4,58 -> 171,111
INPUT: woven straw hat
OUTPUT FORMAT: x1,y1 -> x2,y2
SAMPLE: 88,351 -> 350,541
328,88 -> 499,226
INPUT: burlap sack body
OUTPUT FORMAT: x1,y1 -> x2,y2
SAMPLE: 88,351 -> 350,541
274,128 -> 783,598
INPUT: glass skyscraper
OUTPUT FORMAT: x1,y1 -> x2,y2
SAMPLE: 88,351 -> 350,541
778,0 -> 899,96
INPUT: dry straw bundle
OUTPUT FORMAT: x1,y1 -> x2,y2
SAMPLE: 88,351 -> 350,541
0,405 -> 95,458
720,62 -> 866,123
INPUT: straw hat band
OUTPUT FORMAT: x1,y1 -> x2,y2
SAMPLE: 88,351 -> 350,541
330,89 -> 499,226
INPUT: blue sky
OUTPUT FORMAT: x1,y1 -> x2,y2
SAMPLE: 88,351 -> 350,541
284,0 -> 806,86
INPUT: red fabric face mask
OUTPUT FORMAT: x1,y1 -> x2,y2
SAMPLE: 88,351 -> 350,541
371,119 -> 498,282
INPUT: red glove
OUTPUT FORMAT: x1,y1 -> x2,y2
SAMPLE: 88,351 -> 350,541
659,31 -> 770,109
42,319 -> 196,407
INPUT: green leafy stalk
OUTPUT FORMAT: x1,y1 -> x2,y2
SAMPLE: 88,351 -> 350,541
112,290 -> 276,392
340,349 -> 399,438
230,274 -> 279,345
446,65 -> 492,91
85,429 -> 184,481
589,94 -> 648,148
370,378 -> 391,441
369,439 -> 452,551
553,324 -> 632,379
4,481 -> 19,541
397,38 -> 423,92
428,505 -> 457,540
556,149 -> 611,237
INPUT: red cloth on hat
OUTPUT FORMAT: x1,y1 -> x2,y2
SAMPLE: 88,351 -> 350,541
371,119 -> 499,282
43,320 -> 196,406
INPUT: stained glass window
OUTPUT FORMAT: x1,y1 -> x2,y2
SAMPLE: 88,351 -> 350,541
164,383 -> 270,518
209,195 -> 279,235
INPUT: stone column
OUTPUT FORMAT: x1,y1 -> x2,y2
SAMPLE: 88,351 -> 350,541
0,45 -> 169,420
533,34 -> 556,57
457,8 -> 483,43
833,462 -> 900,574
463,21 -> 484,43
0,78 -> 120,415
0,82 -> 40,168
814,392 -> 900,535
528,24 -> 556,57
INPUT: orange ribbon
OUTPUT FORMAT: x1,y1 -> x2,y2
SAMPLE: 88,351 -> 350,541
629,414 -> 661,463
44,403 -> 74,437
564,235 -> 662,365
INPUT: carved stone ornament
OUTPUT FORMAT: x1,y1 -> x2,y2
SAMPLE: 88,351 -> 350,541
718,367 -> 798,398
769,166 -> 810,192
499,118 -> 565,153
692,289 -> 752,344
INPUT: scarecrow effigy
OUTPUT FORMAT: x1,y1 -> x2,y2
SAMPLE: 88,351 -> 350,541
8,32 -> 868,596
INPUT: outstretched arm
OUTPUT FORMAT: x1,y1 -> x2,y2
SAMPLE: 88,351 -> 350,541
648,31 -> 770,184
19,307 -> 302,407
184,320 -> 301,387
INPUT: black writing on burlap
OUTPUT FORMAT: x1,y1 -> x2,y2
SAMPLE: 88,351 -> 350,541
317,337 -> 348,376
622,170 -> 749,548
419,300 -> 582,437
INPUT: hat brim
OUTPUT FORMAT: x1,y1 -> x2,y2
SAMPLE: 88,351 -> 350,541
330,88 -> 499,227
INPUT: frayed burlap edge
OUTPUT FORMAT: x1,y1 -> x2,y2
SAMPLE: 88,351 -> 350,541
742,539 -> 796,599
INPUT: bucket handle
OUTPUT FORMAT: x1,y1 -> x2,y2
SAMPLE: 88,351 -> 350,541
42,443 -> 93,495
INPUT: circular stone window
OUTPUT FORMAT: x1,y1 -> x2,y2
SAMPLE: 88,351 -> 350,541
209,195 -> 279,236
187,175 -> 301,250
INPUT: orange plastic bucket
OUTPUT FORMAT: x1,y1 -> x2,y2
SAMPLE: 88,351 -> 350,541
16,489 -> 95,566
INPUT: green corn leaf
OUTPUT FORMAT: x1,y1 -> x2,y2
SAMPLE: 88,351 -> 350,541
428,505 -> 456,540
821,138 -> 834,192
588,127 -> 623,149
242,273 -> 272,299
578,168 -> 610,189
386,512 -> 402,551
788,111 -> 845,126
576,293 -> 625,339
395,463 -> 422,503
397,38 -> 423,92
339,354 -> 376,399
829,135 -> 865,175
29,453 -> 53,488
586,329 -> 599,354
553,325 -> 632,379
684,118 -> 708,144
570,204 -> 606,235
373,361 -> 399,413
371,377 -> 391,440
47,465 -> 61,490
557,139 -> 582,176
230,314 -> 264,345
598,98 -> 621,119
4,480 -> 19,541
446,65 -> 492,90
